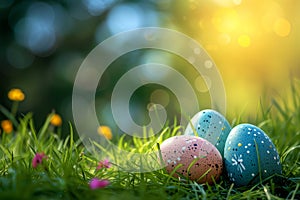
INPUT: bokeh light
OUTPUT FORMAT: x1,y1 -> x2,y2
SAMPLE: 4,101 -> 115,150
107,3 -> 158,34
273,17 -> 291,37
14,2 -> 56,55
83,0 -> 115,16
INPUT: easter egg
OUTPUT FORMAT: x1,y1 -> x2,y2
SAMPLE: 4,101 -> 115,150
224,123 -> 282,187
160,135 -> 223,184
184,109 -> 231,157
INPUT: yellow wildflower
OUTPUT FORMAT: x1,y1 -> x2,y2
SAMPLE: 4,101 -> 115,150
50,114 -> 62,126
8,88 -> 25,101
97,126 -> 112,140
1,120 -> 13,134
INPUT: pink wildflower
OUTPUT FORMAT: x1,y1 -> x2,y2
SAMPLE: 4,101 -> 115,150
97,159 -> 111,170
89,178 -> 110,190
32,152 -> 47,168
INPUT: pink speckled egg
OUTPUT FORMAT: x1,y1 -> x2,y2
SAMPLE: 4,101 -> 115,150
160,135 -> 223,184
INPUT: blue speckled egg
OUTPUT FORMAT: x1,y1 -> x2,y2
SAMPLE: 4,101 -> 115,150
184,109 -> 231,157
224,123 -> 282,187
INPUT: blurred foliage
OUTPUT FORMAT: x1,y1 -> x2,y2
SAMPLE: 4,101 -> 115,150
1,0 -> 300,135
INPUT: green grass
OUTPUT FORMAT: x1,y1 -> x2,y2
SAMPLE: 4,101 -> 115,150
0,81 -> 300,199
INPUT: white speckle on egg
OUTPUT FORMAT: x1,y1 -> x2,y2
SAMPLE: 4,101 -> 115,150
177,157 -> 181,161
267,150 -> 270,154
251,173 -> 255,177
261,141 -> 264,144
247,150 -> 250,154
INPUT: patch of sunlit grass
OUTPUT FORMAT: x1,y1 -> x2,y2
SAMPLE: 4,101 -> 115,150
0,83 -> 299,199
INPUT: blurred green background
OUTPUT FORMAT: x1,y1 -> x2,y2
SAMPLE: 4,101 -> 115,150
1,0 -> 300,135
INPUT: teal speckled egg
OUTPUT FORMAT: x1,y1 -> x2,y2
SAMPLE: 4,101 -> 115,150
224,123 -> 282,187
184,109 -> 231,157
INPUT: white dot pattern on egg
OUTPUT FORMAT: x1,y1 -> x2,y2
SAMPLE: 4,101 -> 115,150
224,123 -> 282,187
160,135 -> 223,184
184,109 -> 231,157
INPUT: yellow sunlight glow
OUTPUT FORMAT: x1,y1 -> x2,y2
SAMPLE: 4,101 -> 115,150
273,17 -> 291,37
181,0 -> 299,116
212,8 -> 239,33
238,34 -> 251,47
